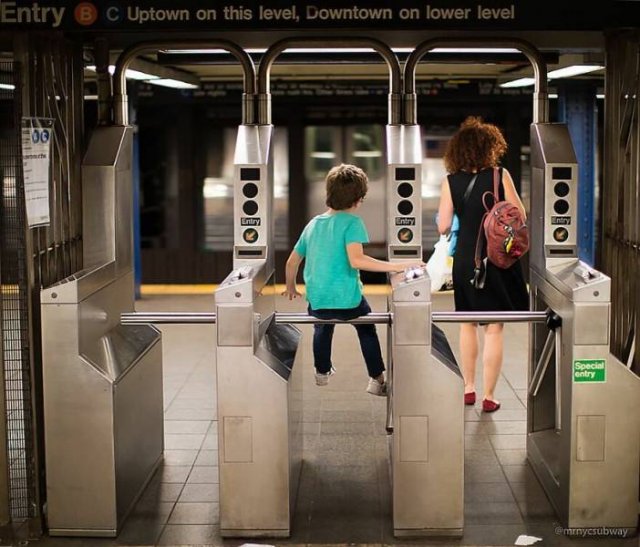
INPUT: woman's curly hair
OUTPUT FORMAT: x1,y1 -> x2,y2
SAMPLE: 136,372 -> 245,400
443,116 -> 507,173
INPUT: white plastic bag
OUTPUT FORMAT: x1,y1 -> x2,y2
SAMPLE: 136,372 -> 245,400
426,235 -> 454,292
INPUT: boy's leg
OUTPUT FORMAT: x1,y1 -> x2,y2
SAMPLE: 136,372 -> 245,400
313,323 -> 335,374
354,323 -> 385,379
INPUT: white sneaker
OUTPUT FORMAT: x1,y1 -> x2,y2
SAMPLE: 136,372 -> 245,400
315,367 -> 336,386
366,377 -> 387,396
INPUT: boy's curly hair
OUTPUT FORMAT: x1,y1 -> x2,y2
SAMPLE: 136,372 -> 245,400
325,164 -> 368,210
443,116 -> 507,173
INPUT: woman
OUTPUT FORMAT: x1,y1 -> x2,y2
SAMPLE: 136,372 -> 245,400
437,116 -> 529,412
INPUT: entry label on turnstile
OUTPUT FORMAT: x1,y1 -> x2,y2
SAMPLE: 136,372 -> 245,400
573,359 -> 606,383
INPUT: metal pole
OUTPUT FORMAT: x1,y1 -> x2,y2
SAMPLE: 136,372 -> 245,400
113,40 -> 256,126
257,37 -> 402,125
121,310 -> 548,325
403,37 -> 548,124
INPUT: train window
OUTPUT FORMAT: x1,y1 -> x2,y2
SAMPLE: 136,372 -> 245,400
202,126 -> 289,251
305,126 -> 339,181
348,125 -> 383,180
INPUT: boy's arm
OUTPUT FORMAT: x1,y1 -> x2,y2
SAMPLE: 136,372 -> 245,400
283,250 -> 304,299
347,243 -> 425,273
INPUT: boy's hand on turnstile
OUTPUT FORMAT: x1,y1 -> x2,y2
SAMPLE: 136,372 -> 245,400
282,286 -> 303,300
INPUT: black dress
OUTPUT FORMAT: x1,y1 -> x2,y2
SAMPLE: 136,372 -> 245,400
448,168 -> 529,312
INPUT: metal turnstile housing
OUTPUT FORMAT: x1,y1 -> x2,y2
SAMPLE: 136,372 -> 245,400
41,126 -> 164,536
528,123 -> 640,532
216,263 -> 303,537
41,266 -> 163,536
390,269 -> 464,536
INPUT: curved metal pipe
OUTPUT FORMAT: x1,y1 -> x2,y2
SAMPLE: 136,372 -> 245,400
113,39 -> 256,126
403,37 -> 548,124
257,37 -> 402,125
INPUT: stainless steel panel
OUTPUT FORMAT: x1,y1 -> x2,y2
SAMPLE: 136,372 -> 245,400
393,302 -> 429,346
390,271 -> 463,537
234,125 -> 274,270
217,346 -> 292,536
223,417 -> 253,463
43,304 -> 117,532
392,347 -> 464,535
82,126 -> 133,274
574,303 -> 609,346
529,124 -> 578,273
387,125 -> 423,260
399,416 -> 428,462
217,305 -> 254,347
114,342 -> 164,520
40,262 -> 116,304
575,415 -> 605,462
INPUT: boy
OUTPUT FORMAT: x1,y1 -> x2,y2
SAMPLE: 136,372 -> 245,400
283,164 -> 425,395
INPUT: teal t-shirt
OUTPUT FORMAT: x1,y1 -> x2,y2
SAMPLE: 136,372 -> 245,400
294,211 -> 369,310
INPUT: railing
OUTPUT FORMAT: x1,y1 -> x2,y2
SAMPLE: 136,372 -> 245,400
121,311 -> 548,325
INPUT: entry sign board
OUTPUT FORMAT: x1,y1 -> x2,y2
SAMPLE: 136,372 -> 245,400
21,118 -> 53,227
573,359 -> 606,383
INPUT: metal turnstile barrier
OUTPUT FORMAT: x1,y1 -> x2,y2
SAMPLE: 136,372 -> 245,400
215,262 -> 303,537
528,123 -> 640,533
41,126 -> 163,537
388,268 -> 464,536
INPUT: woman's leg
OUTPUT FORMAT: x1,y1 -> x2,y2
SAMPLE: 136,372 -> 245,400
482,323 -> 504,401
313,323 -> 335,374
460,323 -> 479,394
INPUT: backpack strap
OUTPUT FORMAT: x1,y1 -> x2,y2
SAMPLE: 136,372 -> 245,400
481,167 -> 502,212
462,173 -> 479,208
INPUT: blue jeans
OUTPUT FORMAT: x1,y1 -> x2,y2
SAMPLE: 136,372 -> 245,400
308,297 -> 385,378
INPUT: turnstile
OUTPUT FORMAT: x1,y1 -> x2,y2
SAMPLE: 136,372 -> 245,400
528,123 -> 640,532
217,117 -> 304,537
40,126 -> 163,536
215,262 -> 303,537
389,268 -> 464,536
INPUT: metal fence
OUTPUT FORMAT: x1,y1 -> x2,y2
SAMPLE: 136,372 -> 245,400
0,34 -> 84,529
0,59 -> 39,523
603,30 -> 640,377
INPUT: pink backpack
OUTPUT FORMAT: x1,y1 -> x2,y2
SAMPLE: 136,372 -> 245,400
474,168 -> 529,270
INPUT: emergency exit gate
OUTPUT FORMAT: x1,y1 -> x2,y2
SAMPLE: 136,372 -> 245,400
39,35 -> 640,539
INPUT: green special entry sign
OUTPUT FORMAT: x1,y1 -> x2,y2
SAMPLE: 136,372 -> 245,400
573,359 -> 606,383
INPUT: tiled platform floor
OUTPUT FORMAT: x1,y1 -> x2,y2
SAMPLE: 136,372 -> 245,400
3,292 -> 637,546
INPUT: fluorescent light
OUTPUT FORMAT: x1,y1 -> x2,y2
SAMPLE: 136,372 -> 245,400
352,151 -> 382,158
84,95 -> 98,100
122,68 -> 160,81
500,78 -> 535,88
310,152 -> 336,159
148,79 -> 198,89
549,93 -> 558,99
501,65 -> 604,88
547,65 -> 603,78
163,47 -> 416,54
431,48 -> 519,53
86,65 -> 159,81
0,83 -> 15,90
597,94 -> 605,99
